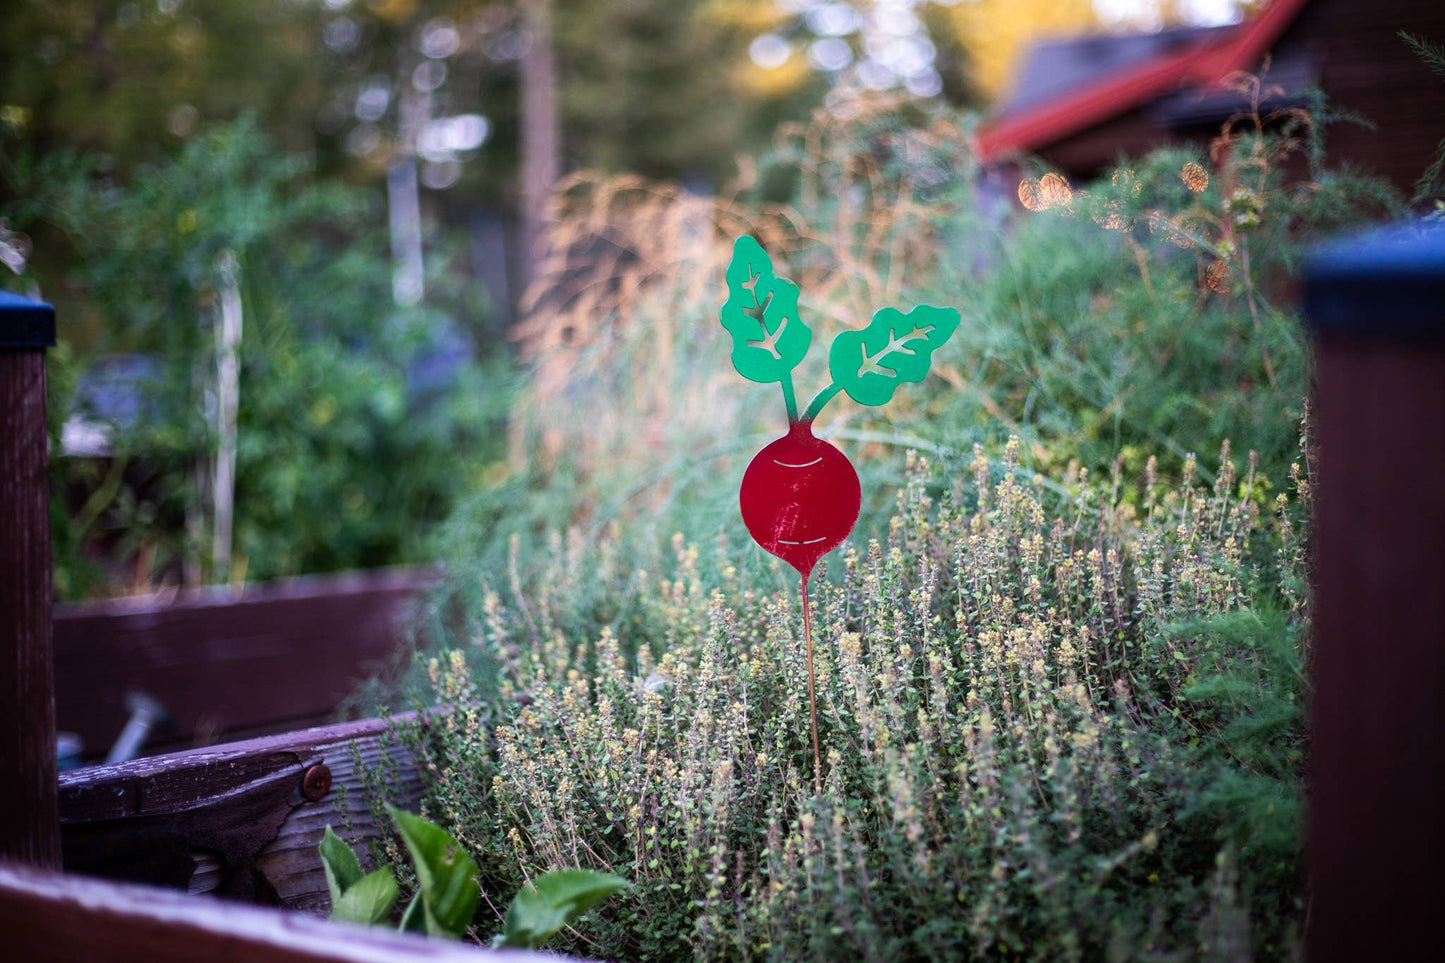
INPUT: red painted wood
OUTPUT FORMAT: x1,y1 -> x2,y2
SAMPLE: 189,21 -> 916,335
52,567 -> 437,758
979,0 -> 1445,198
0,350 -> 60,869
1308,340 -> 1445,961
0,863 -> 545,962
976,0 -> 1311,161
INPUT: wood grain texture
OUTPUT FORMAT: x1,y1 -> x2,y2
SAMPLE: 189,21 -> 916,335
1287,0 -> 1445,197
1308,340 -> 1445,962
54,567 -> 437,757
1025,0 -> 1445,196
0,349 -> 60,869
0,863 -> 551,962
59,717 -> 426,915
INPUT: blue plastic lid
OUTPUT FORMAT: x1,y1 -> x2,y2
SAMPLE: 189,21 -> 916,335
1305,221 -> 1445,339
0,289 -> 57,349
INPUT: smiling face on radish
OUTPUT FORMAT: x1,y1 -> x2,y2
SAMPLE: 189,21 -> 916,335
740,421 -> 861,577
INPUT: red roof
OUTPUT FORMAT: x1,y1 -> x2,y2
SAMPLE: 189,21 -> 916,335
975,0 -> 1313,162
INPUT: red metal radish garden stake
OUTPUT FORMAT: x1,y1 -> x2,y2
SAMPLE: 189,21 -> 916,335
720,235 -> 960,790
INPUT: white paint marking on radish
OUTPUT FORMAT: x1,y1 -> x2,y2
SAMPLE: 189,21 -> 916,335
773,457 -> 823,468
779,536 -> 828,545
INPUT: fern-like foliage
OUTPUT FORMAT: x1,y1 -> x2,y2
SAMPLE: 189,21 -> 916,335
1401,31 -> 1445,208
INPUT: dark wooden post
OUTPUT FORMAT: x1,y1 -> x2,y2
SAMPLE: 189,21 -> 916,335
0,290 -> 59,869
1305,223 -> 1445,961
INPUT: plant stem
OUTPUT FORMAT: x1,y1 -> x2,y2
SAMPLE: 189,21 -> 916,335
1240,236 -> 1277,389
781,374 -> 799,423
801,382 -> 842,424
801,572 -> 822,794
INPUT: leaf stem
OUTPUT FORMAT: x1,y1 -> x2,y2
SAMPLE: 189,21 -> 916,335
801,382 -> 842,424
781,374 -> 799,423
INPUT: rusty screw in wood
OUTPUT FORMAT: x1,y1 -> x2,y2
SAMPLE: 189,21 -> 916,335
301,764 -> 332,802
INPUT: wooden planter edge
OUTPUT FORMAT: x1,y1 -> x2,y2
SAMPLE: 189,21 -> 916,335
58,714 -> 427,915
0,862 -> 548,962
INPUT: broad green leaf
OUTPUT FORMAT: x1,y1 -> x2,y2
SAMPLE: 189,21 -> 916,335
331,868 -> 399,926
319,825 -> 365,907
827,304 -> 961,407
720,235 -> 812,384
388,805 -> 481,940
495,869 -> 630,950
399,891 -> 424,933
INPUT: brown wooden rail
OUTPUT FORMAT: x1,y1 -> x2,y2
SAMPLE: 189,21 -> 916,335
58,716 -> 426,915
0,863 -> 547,962
53,566 -> 438,759
1305,222 -> 1445,961
1,290 -> 59,868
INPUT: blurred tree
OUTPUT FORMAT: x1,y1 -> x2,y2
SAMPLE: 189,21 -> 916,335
2,116 -> 505,595
519,0 -> 559,289
554,0 -> 823,184
944,0 -> 1102,102
0,0 -> 838,298
0,0 -> 334,170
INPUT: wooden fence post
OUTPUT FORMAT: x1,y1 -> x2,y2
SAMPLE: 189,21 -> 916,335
1305,223 -> 1445,961
0,290 -> 59,869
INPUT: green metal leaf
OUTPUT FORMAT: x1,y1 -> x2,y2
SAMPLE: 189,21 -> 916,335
387,805 -> 480,940
827,304 -> 961,407
720,235 -> 812,384
331,868 -> 399,926
494,869 -> 630,950
319,825 -> 365,907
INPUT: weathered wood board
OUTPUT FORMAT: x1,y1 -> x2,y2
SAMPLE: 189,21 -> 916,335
0,862 -> 549,962
59,716 -> 426,915
53,567 -> 438,758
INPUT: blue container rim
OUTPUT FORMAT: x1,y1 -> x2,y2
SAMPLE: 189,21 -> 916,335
1305,220 -> 1445,339
0,289 -> 57,349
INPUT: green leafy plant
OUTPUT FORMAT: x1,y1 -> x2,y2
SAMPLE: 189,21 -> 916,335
496,870 -> 633,950
1401,31 -> 1445,211
320,808 -> 627,948
2,116 -> 508,598
322,826 -> 400,927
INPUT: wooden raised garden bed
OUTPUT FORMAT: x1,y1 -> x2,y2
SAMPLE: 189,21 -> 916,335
57,717 -> 422,911
0,292 -> 515,958
6,226 -> 1445,958
53,565 -> 436,759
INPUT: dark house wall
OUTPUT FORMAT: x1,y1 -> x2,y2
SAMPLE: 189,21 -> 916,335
1287,0 -> 1445,197
1026,0 -> 1445,198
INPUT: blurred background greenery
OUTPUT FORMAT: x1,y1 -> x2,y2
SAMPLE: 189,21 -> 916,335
1,0 -> 1289,599
2,0 -> 1413,603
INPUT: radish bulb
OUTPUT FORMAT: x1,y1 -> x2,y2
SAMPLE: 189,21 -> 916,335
740,421 -> 861,579
720,234 -> 960,791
